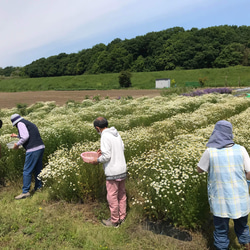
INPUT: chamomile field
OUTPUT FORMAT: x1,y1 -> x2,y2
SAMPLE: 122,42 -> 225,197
1,91 -> 250,249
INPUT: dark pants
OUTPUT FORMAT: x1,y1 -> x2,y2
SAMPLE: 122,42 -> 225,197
22,148 -> 44,193
213,215 -> 250,250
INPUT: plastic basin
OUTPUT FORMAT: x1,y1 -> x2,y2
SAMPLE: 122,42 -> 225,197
81,151 -> 98,163
6,140 -> 19,149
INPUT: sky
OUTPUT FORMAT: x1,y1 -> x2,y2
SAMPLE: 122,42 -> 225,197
1,0 -> 250,68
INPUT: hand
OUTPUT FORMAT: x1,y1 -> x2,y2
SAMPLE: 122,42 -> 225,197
11,133 -> 18,138
89,158 -> 99,165
13,143 -> 19,150
97,149 -> 102,157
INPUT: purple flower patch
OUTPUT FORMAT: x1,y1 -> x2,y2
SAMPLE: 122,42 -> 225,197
182,88 -> 232,97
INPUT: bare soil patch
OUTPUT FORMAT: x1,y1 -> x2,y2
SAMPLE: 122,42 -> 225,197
0,89 -> 162,109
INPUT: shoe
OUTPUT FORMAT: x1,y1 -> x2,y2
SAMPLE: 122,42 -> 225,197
30,188 -> 42,195
241,243 -> 250,250
34,188 -> 42,192
119,218 -> 126,225
15,192 -> 31,200
102,218 -> 119,228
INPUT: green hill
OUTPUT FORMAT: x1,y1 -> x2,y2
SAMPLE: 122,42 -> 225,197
0,66 -> 250,92
1,25 -> 250,78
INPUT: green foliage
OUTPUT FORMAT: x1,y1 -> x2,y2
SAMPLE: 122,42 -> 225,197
92,95 -> 101,102
160,87 -> 190,96
0,66 -> 18,77
125,95 -> 133,100
171,79 -> 176,86
0,146 -> 25,182
198,77 -> 208,87
16,103 -> 28,116
119,70 -> 132,88
66,100 -> 81,107
213,43 -> 247,68
14,25 -> 250,78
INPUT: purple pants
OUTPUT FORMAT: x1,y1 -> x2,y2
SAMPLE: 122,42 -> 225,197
106,179 -> 126,224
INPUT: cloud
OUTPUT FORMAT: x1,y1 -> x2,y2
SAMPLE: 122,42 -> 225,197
0,0 -> 249,67
1,1 -> 128,52
1,0 -> 136,66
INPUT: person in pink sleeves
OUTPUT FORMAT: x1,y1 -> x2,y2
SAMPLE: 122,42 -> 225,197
90,117 -> 127,228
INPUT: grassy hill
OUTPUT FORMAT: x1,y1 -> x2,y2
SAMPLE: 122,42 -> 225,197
0,66 -> 250,92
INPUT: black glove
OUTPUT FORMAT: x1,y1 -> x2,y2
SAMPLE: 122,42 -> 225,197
0,120 -> 2,129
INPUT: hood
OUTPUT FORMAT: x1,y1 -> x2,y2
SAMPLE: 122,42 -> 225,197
206,120 -> 234,149
103,127 -> 118,137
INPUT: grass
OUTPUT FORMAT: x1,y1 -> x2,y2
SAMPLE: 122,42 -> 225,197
0,66 -> 250,92
0,184 -> 247,250
0,184 -> 207,250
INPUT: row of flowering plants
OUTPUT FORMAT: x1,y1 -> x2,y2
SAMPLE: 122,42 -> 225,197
1,93 -> 250,228
127,134 -> 209,228
182,87 -> 232,96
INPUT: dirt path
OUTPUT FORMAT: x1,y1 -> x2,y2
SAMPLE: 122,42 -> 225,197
0,89 -> 162,109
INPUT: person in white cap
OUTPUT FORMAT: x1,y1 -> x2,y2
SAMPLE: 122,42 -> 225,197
10,114 -> 45,200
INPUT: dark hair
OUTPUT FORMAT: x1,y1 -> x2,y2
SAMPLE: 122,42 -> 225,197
93,117 -> 108,128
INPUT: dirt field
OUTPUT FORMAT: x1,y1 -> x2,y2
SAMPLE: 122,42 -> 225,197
0,89 -> 162,109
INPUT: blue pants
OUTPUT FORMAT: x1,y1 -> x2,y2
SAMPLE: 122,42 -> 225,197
22,148 -> 44,193
213,215 -> 250,250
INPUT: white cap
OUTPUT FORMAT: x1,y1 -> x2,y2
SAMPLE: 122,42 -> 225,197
11,114 -> 23,126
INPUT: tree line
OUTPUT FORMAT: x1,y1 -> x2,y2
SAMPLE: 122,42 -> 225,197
1,25 -> 250,78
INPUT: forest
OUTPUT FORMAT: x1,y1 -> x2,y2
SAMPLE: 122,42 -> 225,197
1,25 -> 250,77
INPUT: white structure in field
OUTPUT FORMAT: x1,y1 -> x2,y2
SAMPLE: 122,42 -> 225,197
155,78 -> 171,88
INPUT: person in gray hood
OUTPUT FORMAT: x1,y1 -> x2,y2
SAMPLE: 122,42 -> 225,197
197,120 -> 250,250
90,117 -> 127,227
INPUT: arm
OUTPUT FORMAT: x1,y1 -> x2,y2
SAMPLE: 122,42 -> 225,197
89,149 -> 101,165
246,172 -> 250,180
89,138 -> 111,165
197,166 -> 205,173
97,136 -> 111,163
197,149 -> 210,173
242,147 -> 250,180
13,122 -> 29,149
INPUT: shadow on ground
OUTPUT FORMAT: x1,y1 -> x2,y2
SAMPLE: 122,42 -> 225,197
142,220 -> 192,241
